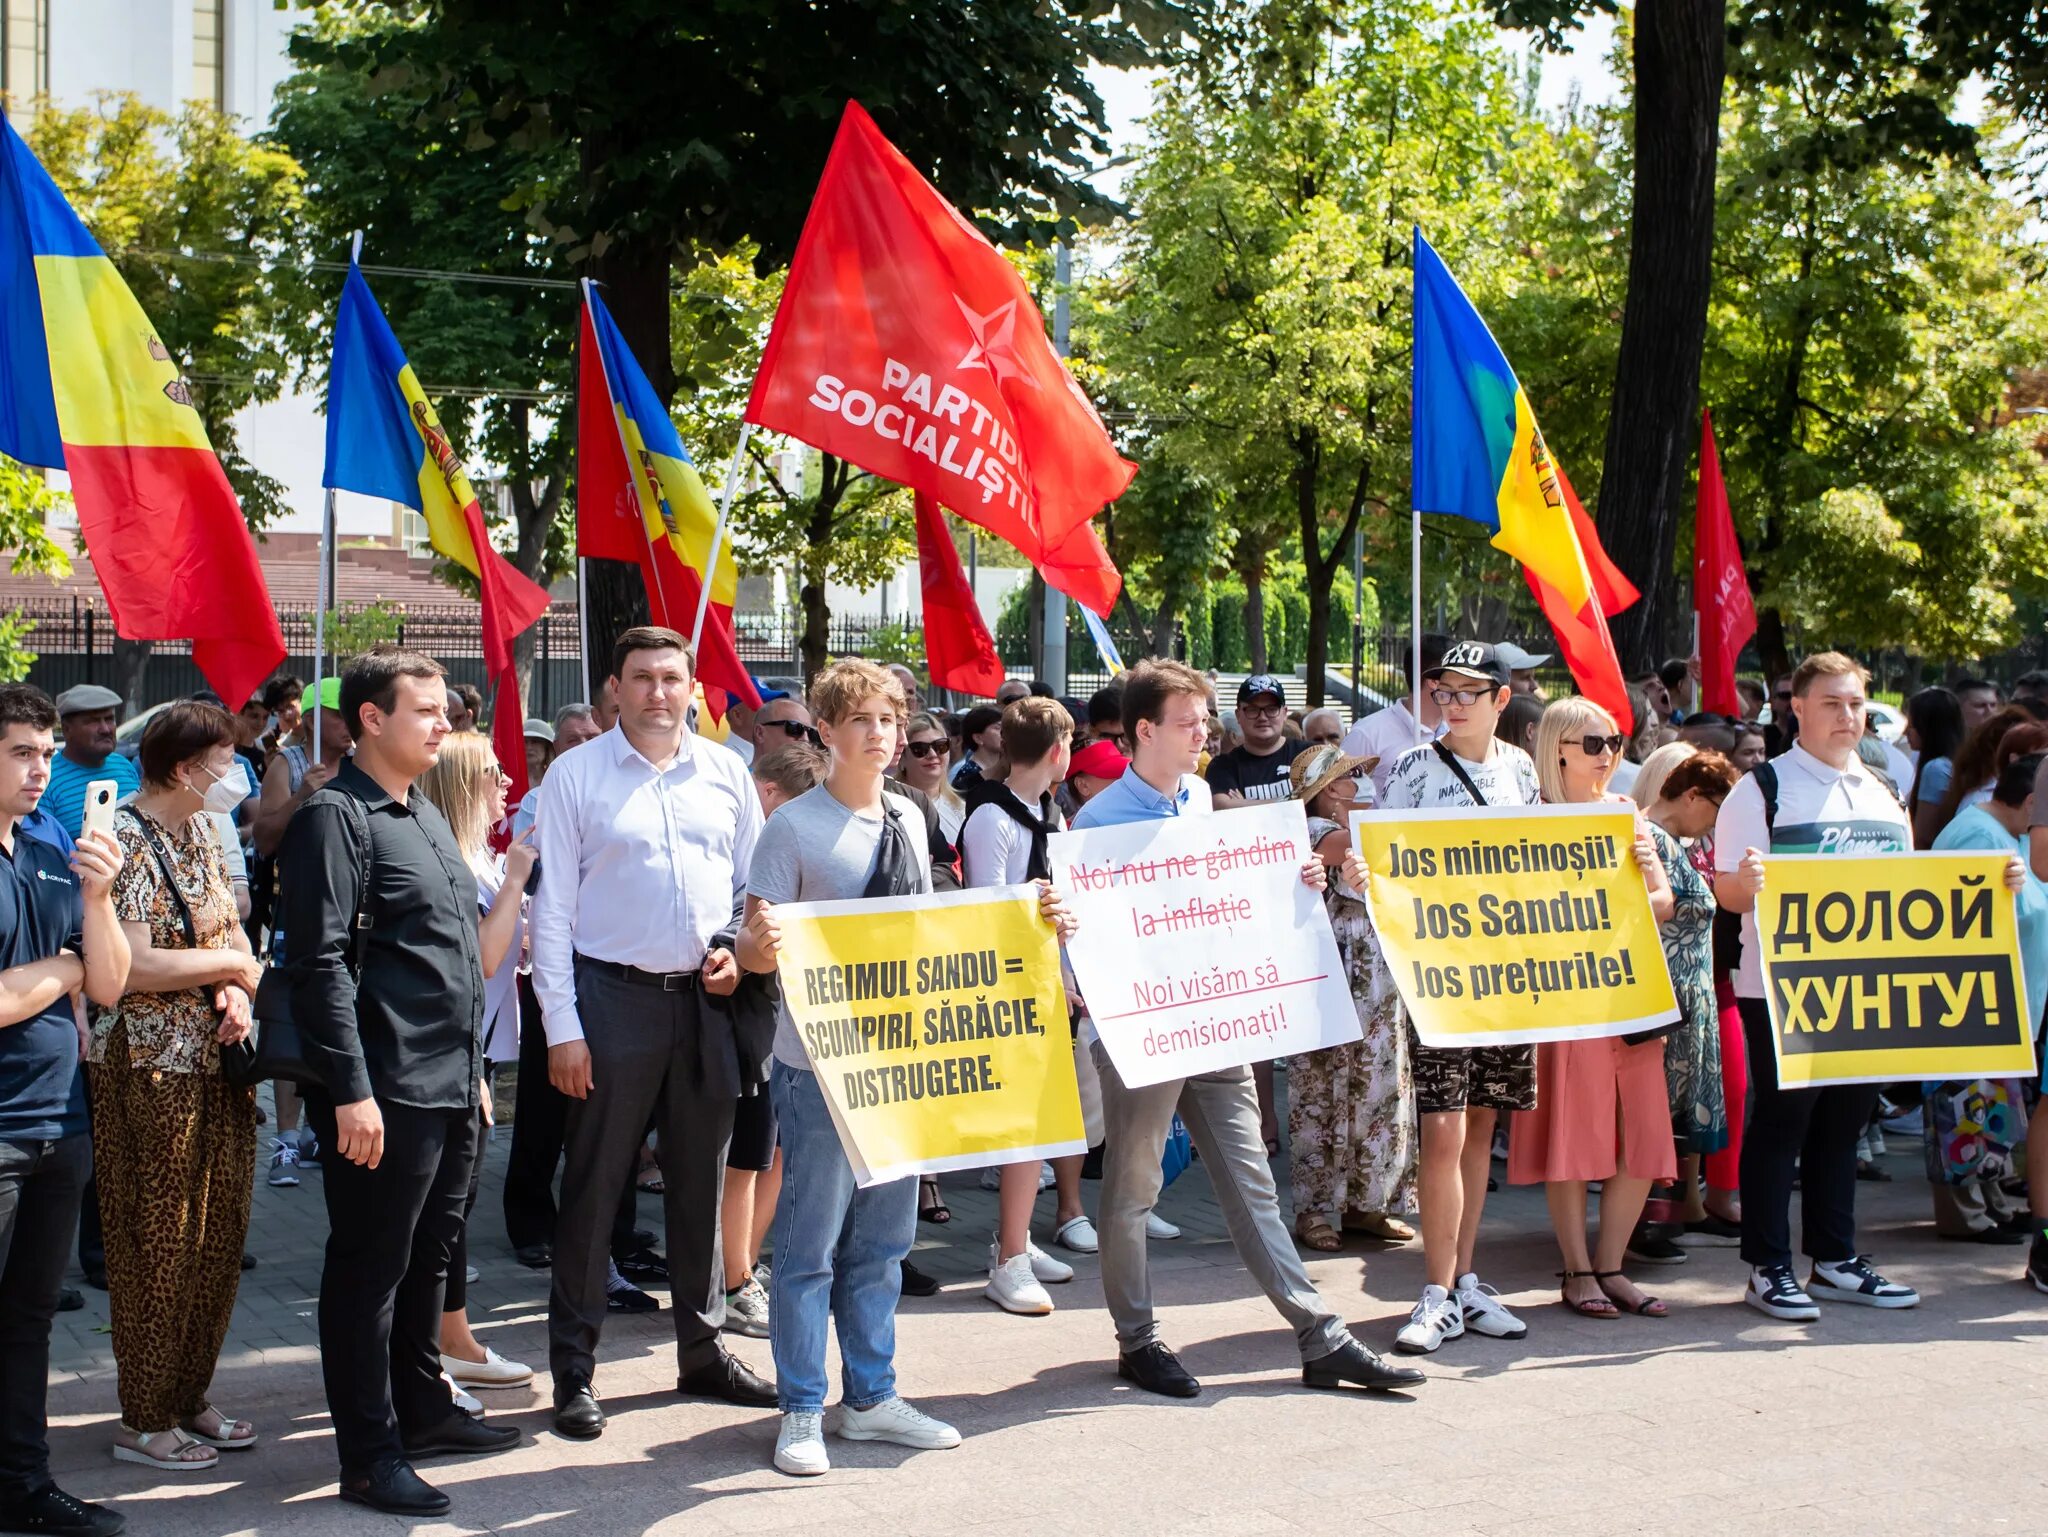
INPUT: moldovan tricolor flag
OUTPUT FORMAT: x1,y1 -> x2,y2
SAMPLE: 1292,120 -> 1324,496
0,114 -> 283,708
745,100 -> 1134,581
1692,410 -> 1754,718
1410,228 -> 1636,731
576,285 -> 760,715
323,258 -> 550,802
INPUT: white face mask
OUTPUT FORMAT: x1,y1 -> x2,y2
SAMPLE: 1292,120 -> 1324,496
193,761 -> 250,815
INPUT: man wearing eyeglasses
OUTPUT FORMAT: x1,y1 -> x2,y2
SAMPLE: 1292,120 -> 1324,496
1205,675 -> 1308,809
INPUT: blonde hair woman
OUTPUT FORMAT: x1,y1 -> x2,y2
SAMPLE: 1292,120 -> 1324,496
1508,696 -> 1679,1319
417,733 -> 537,1400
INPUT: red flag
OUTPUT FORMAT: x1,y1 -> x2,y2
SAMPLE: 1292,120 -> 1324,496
745,101 -> 1136,556
1692,410 -> 1755,718
575,301 -> 759,716
1570,479 -> 1640,618
489,667 -> 531,814
913,493 -> 1005,695
1528,468 -> 1635,735
1035,516 -> 1122,619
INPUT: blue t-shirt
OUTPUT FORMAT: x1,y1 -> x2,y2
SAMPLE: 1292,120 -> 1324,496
0,826 -> 86,1142
43,751 -> 138,839
1932,805 -> 2048,1030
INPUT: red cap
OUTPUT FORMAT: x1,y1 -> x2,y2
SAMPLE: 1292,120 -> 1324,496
1067,739 -> 1129,781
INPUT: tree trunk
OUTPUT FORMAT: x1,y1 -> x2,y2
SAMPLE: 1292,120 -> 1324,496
1150,598 -> 1178,661
1243,565 -> 1269,674
111,638 -> 150,712
1595,0 -> 1727,671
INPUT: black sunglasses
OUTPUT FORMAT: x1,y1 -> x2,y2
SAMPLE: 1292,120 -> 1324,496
769,720 -> 821,746
903,739 -> 947,759
1574,733 -> 1626,757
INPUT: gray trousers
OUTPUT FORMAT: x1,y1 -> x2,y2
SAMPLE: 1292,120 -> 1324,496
1931,1176 -> 2019,1237
1093,1042 -> 1348,1362
548,962 -> 739,1384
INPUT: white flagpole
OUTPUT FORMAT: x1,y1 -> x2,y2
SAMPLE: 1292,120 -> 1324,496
691,420 -> 752,651
576,556 -> 590,694
312,488 -> 333,751
1411,508 -> 1423,747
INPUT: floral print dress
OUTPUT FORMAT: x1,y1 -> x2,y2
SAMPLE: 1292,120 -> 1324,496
1647,820 -> 1727,1156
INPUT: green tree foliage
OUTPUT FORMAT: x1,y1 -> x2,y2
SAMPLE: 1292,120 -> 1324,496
1704,16 -> 2048,666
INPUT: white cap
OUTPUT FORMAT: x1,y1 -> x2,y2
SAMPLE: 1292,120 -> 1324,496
1494,642 -> 1551,672
522,717 -> 556,744
55,684 -> 122,715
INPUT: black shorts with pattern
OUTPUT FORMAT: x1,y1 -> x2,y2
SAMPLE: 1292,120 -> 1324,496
1406,1016 -> 1537,1115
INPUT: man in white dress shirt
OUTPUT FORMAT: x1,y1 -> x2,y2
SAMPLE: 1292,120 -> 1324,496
1341,634 -> 1450,800
531,626 -> 775,1441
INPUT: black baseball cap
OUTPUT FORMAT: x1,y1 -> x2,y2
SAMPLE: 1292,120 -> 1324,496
1423,641 -> 1509,690
1237,674 -> 1287,707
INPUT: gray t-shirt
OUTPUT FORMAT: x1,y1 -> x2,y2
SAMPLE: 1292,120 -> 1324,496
747,785 -> 933,1068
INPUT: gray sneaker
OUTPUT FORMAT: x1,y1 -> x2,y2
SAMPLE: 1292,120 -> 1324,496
723,1277 -> 770,1338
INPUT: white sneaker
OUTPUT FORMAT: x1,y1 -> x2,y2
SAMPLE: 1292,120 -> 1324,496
1146,1212 -> 1181,1240
439,1371 -> 483,1416
837,1395 -> 961,1450
984,1239 -> 1073,1284
979,1167 -> 1002,1191
1393,1284 -> 1464,1354
1054,1215 -> 1099,1253
1455,1273 -> 1529,1340
774,1411 -> 829,1476
266,1139 -> 300,1187
1038,1161 -> 1056,1189
985,1252 -> 1054,1315
1810,1255 -> 1919,1309
440,1346 -> 533,1388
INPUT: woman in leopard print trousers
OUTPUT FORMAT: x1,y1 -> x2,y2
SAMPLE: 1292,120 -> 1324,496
88,704 -> 265,1472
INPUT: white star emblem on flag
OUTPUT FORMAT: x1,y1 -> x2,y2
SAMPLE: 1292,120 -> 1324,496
954,296 -> 1040,389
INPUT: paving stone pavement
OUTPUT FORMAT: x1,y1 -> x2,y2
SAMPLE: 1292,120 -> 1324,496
43,1077 -> 2048,1536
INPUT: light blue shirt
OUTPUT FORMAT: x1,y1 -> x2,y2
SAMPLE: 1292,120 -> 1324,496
1071,764 -> 1213,830
1932,805 -> 2048,1030
43,751 -> 138,839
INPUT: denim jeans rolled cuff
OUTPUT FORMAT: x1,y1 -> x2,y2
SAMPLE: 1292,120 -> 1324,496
767,1062 -> 916,1415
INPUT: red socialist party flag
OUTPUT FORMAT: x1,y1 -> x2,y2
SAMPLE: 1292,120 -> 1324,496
1692,410 -> 1755,718
745,101 -> 1136,557
912,493 -> 1005,695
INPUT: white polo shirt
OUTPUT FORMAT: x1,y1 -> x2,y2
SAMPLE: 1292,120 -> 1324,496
1714,743 -> 1910,999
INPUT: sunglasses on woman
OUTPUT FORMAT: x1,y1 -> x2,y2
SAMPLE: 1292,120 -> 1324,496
903,739 -> 947,759
1574,733 -> 1626,757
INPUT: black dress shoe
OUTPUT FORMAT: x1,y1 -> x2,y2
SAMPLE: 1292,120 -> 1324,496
1940,1226 -> 2027,1246
677,1348 -> 777,1408
607,1280 -> 660,1312
0,1481 -> 125,1536
553,1377 -> 604,1440
514,1243 -> 553,1270
339,1458 -> 450,1517
1303,1337 -> 1427,1392
81,1265 -> 106,1291
402,1409 -> 521,1459
615,1245 -> 669,1282
240,1252 -> 257,1271
1118,1343 -> 1200,1398
899,1258 -> 940,1297
55,1286 -> 83,1312
631,1226 -> 657,1248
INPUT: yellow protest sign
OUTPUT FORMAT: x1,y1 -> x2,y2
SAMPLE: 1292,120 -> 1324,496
1352,804 -> 1679,1047
772,884 -> 1085,1185
1756,853 -> 2036,1088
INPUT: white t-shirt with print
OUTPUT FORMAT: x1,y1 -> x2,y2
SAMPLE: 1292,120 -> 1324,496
1713,743 -> 1911,999
1379,736 -> 1542,812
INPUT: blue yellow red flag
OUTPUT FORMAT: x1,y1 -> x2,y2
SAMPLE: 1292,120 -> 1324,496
0,113 -> 282,708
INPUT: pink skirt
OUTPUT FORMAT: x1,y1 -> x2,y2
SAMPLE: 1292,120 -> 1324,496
1508,1035 -> 1677,1185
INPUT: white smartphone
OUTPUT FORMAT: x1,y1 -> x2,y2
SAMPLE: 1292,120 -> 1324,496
80,779 -> 119,842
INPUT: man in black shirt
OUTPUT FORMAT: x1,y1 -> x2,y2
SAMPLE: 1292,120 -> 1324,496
1205,675 -> 1308,807
280,646 -> 517,1519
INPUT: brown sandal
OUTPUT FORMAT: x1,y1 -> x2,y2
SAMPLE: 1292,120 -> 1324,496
1558,1270 -> 1619,1318
1296,1218 -> 1343,1252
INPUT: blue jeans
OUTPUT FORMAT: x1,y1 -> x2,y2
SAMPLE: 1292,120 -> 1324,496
768,1063 -> 917,1414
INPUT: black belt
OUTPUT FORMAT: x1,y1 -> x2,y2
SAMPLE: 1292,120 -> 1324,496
576,953 -> 701,992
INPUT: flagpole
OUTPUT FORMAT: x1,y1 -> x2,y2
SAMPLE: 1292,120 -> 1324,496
313,488 -> 333,751
582,277 -> 673,623
1411,508 -> 1423,748
691,420 -> 752,651
576,556 -> 590,696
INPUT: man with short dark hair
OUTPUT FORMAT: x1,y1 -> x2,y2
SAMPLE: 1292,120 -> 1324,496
281,646 -> 519,1517
1085,686 -> 1125,748
1659,658 -> 1697,723
1956,677 -> 2002,735
531,625 -> 774,1442
1205,675 -> 1308,808
2014,670 -> 2048,709
0,685 -> 129,1537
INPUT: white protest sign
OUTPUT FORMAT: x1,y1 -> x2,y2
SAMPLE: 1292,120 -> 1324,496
1050,799 -> 1360,1088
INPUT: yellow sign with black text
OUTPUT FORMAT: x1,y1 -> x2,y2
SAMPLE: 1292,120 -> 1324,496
771,885 -> 1085,1186
1352,804 -> 1680,1047
1756,853 -> 2036,1088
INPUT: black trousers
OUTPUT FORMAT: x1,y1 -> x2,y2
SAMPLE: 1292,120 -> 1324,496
548,963 -> 736,1384
306,1097 -> 478,1474
0,1133 -> 89,1500
503,975 -> 640,1259
1737,998 -> 1880,1269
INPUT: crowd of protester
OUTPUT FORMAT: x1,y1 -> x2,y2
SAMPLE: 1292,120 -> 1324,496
2,631 -> 2046,1532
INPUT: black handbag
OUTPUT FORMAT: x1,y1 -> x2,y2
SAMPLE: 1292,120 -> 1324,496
227,791 -> 377,1090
